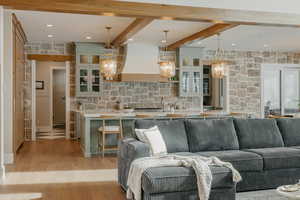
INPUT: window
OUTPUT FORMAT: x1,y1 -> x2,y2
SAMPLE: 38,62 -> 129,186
262,64 -> 300,117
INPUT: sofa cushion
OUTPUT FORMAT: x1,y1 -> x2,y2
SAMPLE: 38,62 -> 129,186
142,165 -> 234,194
196,150 -> 263,172
233,119 -> 284,149
244,147 -> 300,170
276,118 -> 300,147
134,119 -> 189,153
185,119 -> 239,152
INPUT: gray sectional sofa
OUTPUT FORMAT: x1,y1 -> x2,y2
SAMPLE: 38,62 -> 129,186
118,118 -> 300,200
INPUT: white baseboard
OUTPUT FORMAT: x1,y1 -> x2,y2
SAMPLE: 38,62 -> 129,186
4,153 -> 13,164
37,126 -> 51,132
0,165 -> 5,184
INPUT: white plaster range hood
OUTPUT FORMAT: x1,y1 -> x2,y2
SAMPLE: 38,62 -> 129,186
121,42 -> 167,82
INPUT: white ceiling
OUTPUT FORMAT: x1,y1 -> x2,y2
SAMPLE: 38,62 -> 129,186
133,20 -> 212,46
119,0 -> 300,14
13,10 -> 300,52
191,25 -> 300,52
13,10 -> 135,43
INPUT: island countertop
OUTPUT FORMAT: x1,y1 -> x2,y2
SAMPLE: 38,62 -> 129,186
75,109 -> 236,118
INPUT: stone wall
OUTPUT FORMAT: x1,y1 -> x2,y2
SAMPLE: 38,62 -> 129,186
203,51 -> 300,117
24,42 -> 300,139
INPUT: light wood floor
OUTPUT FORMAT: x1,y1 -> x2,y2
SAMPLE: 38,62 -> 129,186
1,139 -> 126,200
6,139 -> 117,172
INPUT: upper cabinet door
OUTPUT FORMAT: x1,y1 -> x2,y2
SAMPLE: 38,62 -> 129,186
91,69 -> 100,92
178,47 -> 204,97
75,43 -> 104,97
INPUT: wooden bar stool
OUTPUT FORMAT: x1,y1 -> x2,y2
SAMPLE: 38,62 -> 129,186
98,115 -> 123,157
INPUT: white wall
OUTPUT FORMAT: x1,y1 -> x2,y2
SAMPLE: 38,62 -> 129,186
36,61 -> 65,131
0,5 -> 5,180
3,10 -> 13,164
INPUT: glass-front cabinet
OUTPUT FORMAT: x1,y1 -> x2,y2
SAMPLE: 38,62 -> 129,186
75,43 -> 103,97
178,47 -> 204,97
180,68 -> 203,96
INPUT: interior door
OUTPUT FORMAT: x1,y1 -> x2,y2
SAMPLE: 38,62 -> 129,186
53,69 -> 66,127
13,25 -> 25,152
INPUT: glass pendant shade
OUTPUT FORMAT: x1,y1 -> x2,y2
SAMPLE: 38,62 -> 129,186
100,58 -> 117,80
100,26 -> 117,80
211,33 -> 227,79
159,61 -> 176,78
159,30 -> 175,79
212,61 -> 226,79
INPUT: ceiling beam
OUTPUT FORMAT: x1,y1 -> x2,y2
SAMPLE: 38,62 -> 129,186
27,54 -> 73,62
1,0 -> 300,27
112,18 -> 153,47
167,23 -> 237,50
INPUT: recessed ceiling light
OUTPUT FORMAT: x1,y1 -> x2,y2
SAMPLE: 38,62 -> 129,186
161,39 -> 167,43
47,24 -> 53,27
128,38 -> 133,41
264,44 -> 269,48
86,36 -> 92,40
231,43 -> 236,47
197,41 -> 202,44
47,34 -> 53,38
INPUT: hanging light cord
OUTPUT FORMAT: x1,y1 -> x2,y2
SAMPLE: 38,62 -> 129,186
105,26 -> 112,48
215,33 -> 224,61
163,30 -> 169,60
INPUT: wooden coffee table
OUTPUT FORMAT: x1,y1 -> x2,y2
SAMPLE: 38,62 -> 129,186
277,185 -> 300,199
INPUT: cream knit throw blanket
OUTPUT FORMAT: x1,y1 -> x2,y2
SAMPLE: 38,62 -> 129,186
127,155 -> 242,200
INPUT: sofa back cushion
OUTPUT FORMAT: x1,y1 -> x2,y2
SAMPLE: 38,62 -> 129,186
276,118 -> 300,146
134,119 -> 189,153
233,119 -> 284,149
185,118 -> 239,152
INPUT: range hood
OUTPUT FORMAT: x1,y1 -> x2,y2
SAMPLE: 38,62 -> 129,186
121,42 -> 168,82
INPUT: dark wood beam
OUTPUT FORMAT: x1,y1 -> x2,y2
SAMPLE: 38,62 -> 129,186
112,18 -> 153,47
1,0 -> 300,27
167,24 -> 237,50
27,54 -> 73,62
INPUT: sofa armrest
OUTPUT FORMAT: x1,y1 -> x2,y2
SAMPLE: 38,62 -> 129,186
118,138 -> 150,189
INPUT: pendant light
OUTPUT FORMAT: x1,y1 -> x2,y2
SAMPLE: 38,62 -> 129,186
211,33 -> 226,79
159,30 -> 176,79
100,26 -> 117,80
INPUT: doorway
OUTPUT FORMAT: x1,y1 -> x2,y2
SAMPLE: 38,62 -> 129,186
34,62 -> 70,140
51,68 -> 66,138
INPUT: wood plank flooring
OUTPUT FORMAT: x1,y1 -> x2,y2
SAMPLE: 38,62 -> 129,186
1,139 -> 126,200
6,139 -> 117,172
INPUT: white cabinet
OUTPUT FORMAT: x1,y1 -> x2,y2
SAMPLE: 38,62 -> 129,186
178,47 -> 204,97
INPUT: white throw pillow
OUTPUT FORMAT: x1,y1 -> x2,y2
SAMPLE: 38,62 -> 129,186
143,126 -> 167,156
135,126 -> 157,143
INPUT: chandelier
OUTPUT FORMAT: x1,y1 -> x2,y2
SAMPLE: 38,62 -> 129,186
100,26 -> 117,80
211,33 -> 227,79
159,30 -> 176,79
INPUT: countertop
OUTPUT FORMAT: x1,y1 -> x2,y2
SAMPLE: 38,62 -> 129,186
75,109 -> 236,118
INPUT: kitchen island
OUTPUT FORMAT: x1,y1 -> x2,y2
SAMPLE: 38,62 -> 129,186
76,110 -> 243,157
